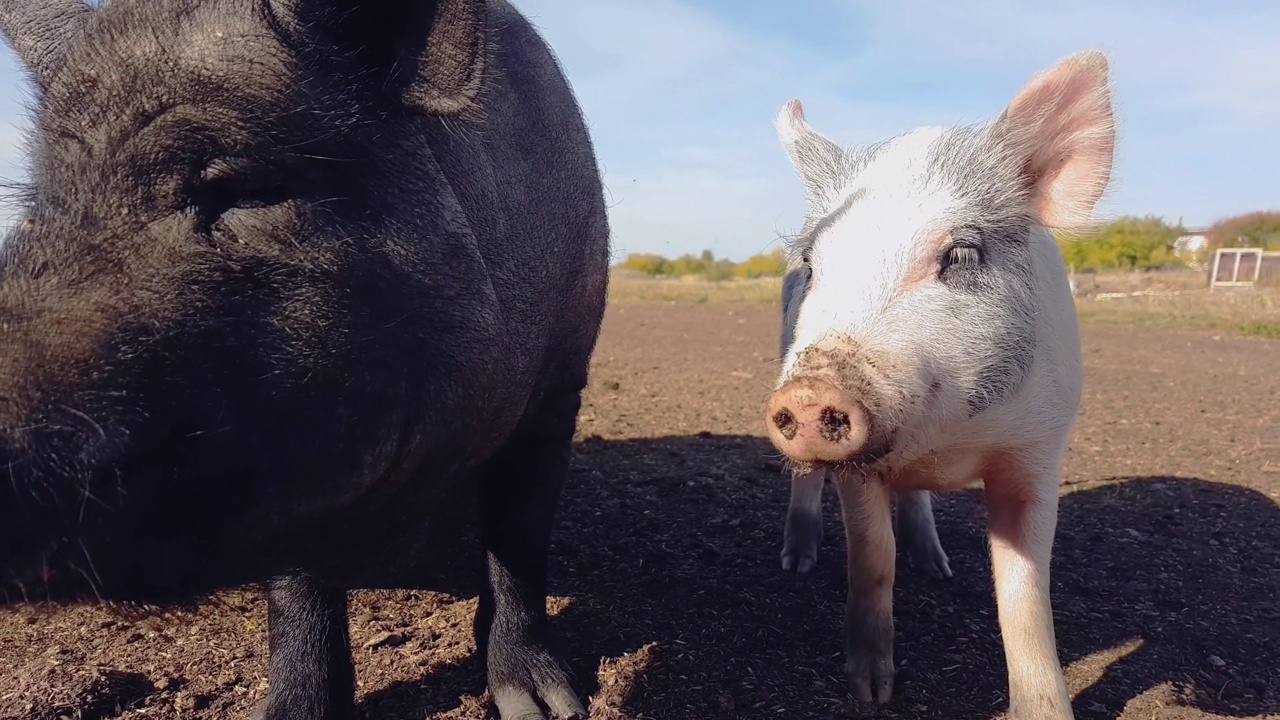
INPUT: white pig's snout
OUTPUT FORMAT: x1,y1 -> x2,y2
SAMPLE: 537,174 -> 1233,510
766,376 -> 872,464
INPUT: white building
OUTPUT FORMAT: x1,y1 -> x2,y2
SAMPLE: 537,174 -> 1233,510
1173,232 -> 1209,269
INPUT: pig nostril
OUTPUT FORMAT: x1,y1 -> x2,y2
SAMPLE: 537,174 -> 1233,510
772,408 -> 798,440
818,406 -> 851,442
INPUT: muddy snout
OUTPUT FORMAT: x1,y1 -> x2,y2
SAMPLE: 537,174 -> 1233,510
766,377 -> 870,463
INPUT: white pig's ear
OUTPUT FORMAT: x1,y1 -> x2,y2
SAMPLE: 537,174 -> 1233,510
776,98 -> 846,215
993,50 -> 1115,231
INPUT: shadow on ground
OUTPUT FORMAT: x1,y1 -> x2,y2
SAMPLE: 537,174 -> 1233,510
357,434 -> 1280,720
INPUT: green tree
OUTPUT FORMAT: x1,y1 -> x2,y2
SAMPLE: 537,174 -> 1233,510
615,247 -> 791,279
1205,211 -> 1280,252
1057,215 -> 1186,271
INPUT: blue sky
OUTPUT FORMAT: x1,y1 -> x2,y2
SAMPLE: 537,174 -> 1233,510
1,0 -> 1278,261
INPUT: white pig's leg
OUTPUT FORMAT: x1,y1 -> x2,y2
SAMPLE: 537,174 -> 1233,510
835,472 -> 896,705
984,453 -> 1074,720
782,468 -> 825,573
895,489 -> 953,579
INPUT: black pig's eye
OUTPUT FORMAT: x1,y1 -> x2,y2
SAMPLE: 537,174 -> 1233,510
197,158 -> 290,218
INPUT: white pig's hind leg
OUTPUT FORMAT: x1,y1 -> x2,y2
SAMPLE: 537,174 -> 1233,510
895,489 -> 953,579
781,468 -> 825,573
983,452 -> 1075,720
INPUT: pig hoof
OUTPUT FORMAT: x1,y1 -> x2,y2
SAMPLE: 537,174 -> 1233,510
780,544 -> 818,574
490,644 -> 586,720
899,527 -> 954,580
846,656 -> 895,706
908,543 -> 954,580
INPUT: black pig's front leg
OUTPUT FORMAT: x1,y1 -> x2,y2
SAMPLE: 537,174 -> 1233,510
255,573 -> 354,720
474,390 -> 587,720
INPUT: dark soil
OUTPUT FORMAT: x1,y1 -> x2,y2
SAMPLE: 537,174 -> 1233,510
2,303 -> 1277,720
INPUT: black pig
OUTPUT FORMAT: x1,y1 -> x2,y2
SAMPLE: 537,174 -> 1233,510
0,1 -> 609,718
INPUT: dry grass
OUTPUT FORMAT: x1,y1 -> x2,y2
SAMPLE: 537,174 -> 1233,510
1072,269 -> 1280,338
607,268 -> 1280,339
1074,291 -> 1280,337
607,270 -> 782,305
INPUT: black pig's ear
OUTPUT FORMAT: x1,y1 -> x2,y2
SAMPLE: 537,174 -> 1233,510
0,0 -> 94,92
278,0 -> 487,116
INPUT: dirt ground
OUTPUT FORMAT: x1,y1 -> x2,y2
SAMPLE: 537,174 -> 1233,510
2,302 -> 1278,720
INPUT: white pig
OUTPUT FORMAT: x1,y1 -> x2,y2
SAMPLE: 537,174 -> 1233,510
766,50 -> 1115,720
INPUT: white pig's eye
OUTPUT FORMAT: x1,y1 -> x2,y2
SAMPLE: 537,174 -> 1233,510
942,244 -> 983,271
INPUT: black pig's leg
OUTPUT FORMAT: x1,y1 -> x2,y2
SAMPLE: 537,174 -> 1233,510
255,573 -> 354,720
474,388 -> 586,720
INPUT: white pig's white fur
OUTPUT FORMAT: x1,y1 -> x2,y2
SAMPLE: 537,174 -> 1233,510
770,50 -> 1114,719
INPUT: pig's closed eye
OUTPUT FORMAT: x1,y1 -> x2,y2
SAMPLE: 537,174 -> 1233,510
195,158 -> 290,220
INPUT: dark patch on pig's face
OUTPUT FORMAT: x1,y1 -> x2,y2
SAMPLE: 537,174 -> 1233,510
799,188 -> 866,252
916,128 -> 1041,418
943,227 -> 1037,418
969,327 -> 1035,417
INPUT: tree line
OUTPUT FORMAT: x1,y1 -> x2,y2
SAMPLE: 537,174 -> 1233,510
615,211 -> 1280,278
617,248 -> 789,280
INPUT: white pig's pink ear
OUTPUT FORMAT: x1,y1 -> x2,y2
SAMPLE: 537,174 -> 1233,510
776,98 -> 846,214
994,50 -> 1115,231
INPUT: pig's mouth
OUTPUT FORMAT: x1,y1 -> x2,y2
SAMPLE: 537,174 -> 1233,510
0,426 -> 251,608
782,432 -> 898,480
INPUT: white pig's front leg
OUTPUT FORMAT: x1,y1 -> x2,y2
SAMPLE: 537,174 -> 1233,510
835,472 -> 896,705
984,455 -> 1074,720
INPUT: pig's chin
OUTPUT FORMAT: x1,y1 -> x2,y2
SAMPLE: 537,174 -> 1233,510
0,440 -> 256,609
783,434 -> 898,480
1,524 -> 246,610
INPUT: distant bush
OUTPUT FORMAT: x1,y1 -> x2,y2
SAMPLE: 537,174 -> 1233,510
1204,211 -> 1280,252
615,248 -> 789,280
619,253 -> 670,276
704,259 -> 738,282
665,253 -> 710,277
1058,215 -> 1187,271
734,249 -> 788,278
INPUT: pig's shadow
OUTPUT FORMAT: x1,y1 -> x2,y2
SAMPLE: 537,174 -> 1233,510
357,434 -> 1279,720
